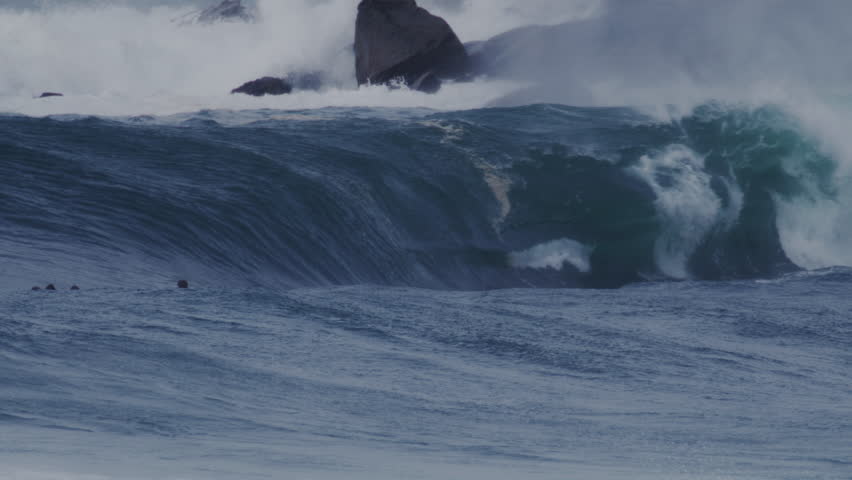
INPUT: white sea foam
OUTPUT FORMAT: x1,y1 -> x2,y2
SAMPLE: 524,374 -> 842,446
631,145 -> 742,279
509,238 -> 593,273
0,79 -> 522,117
0,0 -> 583,117
759,96 -> 852,271
4,0 -> 852,117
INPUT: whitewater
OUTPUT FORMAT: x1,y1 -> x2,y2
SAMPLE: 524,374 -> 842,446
1,1 -> 851,479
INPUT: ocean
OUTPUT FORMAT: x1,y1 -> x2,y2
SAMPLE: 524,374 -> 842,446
1,1 -> 851,479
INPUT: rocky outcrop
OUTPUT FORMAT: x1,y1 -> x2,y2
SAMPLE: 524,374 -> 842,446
231,77 -> 292,96
230,72 -> 328,96
354,0 -> 469,92
37,92 -> 63,99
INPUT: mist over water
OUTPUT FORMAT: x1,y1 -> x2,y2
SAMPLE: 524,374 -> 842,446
0,0 -> 598,116
4,0 -> 852,110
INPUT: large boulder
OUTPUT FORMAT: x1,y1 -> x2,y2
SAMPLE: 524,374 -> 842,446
354,0 -> 469,91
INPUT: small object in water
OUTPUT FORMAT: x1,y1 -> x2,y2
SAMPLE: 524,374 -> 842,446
38,92 -> 63,98
70,285 -> 80,291
32,286 -> 42,291
177,280 -> 189,289
45,284 -> 56,291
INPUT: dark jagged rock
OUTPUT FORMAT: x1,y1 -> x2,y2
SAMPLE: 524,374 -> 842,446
196,0 -> 253,24
31,286 -> 42,291
70,285 -> 80,291
38,92 -> 63,98
45,284 -> 56,291
177,280 -> 189,289
231,72 -> 329,96
354,0 -> 470,92
231,77 -> 293,96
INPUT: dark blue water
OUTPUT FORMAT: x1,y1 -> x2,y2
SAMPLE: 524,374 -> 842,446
2,105 -> 851,479
1,105 -> 828,290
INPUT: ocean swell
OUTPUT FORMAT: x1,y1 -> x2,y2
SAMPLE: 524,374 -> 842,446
1,103 -> 846,290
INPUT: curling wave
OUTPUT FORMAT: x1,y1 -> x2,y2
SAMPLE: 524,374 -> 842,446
0,102 -> 847,290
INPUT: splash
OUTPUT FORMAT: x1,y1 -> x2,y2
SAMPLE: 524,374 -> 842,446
509,239 -> 594,273
631,145 -> 741,279
0,0 -> 560,116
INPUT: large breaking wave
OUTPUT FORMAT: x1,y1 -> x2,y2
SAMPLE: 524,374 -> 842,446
3,0 -> 852,290
2,102 -> 849,290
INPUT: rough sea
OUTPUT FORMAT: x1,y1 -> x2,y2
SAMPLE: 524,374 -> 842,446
2,1 -> 851,479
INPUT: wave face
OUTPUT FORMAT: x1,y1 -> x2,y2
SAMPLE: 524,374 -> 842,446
1,103 -> 844,290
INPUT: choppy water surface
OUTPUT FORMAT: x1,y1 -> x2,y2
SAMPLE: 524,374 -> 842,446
2,275 -> 851,479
